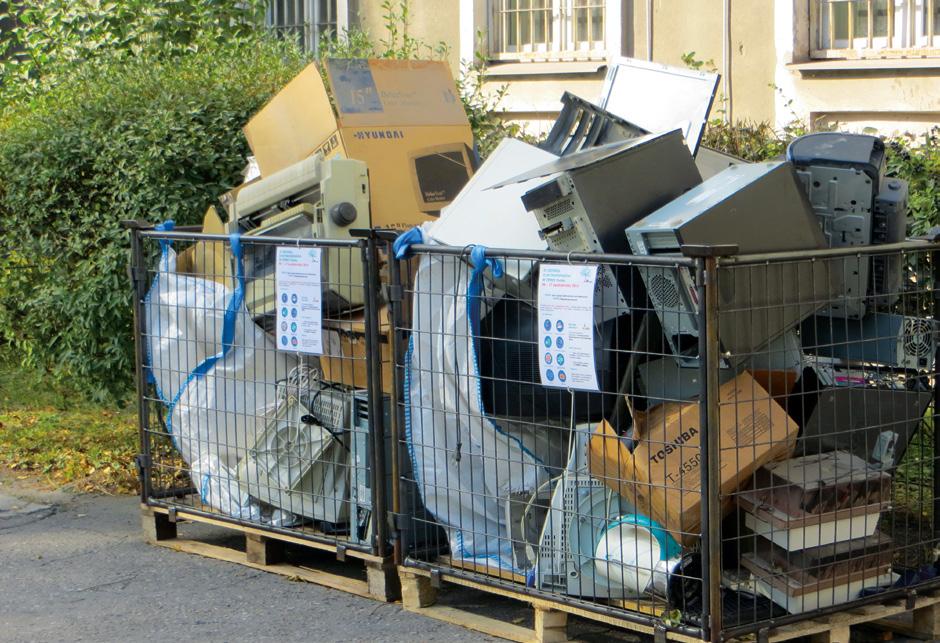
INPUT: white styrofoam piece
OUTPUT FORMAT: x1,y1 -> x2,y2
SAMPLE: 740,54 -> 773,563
427,139 -> 557,284
753,570 -> 897,614
744,509 -> 882,551
599,57 -> 719,156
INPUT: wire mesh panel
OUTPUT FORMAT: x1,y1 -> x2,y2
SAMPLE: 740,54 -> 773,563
387,241 -> 712,638
714,242 -> 940,639
129,226 -> 388,556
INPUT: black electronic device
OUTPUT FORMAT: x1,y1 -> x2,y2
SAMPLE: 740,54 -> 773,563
478,298 -> 633,423
540,92 -> 648,156
787,132 -> 909,318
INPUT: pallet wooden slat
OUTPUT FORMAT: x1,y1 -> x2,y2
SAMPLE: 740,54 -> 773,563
154,538 -> 374,599
398,567 -> 702,643
142,503 -> 398,602
143,503 -> 385,564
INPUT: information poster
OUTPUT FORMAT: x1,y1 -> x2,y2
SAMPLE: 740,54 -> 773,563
275,246 -> 323,354
537,264 -> 599,392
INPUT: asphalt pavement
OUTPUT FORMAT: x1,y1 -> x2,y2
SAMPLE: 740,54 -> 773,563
0,476 -> 488,643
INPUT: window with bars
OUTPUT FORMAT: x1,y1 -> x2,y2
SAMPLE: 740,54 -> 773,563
491,0 -> 606,60
267,0 -> 337,53
813,0 -> 940,57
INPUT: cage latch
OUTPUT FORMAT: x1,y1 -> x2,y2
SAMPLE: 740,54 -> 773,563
653,625 -> 667,643
384,284 -> 403,303
134,453 -> 151,476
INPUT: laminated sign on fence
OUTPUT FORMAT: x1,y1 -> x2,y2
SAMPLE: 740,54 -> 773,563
537,263 -> 600,391
274,246 -> 323,354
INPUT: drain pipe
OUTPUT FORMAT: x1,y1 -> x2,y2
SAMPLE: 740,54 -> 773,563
646,0 -> 653,60
723,0 -> 733,123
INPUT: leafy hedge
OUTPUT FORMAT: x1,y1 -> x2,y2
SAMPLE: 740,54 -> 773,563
0,37 -> 305,400
0,0 -> 268,105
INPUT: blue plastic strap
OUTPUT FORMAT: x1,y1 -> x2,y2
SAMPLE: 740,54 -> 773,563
189,232 -> 245,379
155,220 -> 175,254
466,245 -> 504,343
392,226 -> 425,259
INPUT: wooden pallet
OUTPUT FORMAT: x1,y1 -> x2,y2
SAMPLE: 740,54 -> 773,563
141,503 -> 399,602
398,566 -> 701,643
736,589 -> 940,643
399,564 -> 940,643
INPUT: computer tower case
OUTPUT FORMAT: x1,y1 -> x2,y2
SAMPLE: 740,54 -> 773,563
350,391 -> 444,551
626,161 -> 833,364
514,130 -> 703,319
800,312 -> 936,371
787,133 -> 908,318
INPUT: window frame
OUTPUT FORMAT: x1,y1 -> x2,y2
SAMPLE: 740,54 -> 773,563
488,0 -> 609,62
811,0 -> 940,59
267,0 -> 339,54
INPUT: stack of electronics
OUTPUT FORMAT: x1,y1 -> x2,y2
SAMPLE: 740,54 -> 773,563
737,452 -> 894,613
222,153 -> 375,538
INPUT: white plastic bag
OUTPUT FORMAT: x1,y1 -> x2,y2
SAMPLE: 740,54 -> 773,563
145,229 -> 295,519
397,226 -> 550,572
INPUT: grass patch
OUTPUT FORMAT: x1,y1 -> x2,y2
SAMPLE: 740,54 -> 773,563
0,350 -> 138,493
894,409 -> 935,516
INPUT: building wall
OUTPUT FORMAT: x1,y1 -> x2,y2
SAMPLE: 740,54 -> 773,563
351,0 -> 463,74
348,0 -> 940,137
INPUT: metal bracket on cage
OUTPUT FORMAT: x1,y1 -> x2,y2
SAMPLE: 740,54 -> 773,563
680,243 -> 739,258
429,569 -> 442,589
389,511 -> 409,532
134,454 -> 150,476
907,589 -> 918,610
756,627 -> 770,643
336,544 -> 347,562
653,625 -> 667,643
167,507 -> 178,523
130,266 -> 149,290
385,284 -> 403,303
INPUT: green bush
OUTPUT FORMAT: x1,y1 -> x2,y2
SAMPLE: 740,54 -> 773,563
0,0 -> 268,106
0,36 -> 305,401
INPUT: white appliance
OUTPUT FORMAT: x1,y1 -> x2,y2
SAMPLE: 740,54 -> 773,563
237,380 -> 352,524
598,57 -> 720,156
428,138 -> 557,296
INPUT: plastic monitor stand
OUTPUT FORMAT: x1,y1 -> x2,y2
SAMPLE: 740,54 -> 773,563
598,57 -> 720,156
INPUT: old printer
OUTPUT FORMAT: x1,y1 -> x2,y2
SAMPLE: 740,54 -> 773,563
229,154 -> 371,320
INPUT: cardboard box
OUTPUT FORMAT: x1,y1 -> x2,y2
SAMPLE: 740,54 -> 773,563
243,59 -> 474,231
320,305 -> 394,395
176,207 -> 232,288
589,372 -> 798,546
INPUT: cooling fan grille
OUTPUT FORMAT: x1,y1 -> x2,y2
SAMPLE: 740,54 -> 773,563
649,273 -> 681,310
902,318 -> 934,358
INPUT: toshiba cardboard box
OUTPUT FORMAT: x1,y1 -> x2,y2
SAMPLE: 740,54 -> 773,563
243,59 -> 475,231
589,372 -> 798,546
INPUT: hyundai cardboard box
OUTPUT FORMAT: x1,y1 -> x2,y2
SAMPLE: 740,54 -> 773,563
589,372 -> 798,546
243,59 -> 475,231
